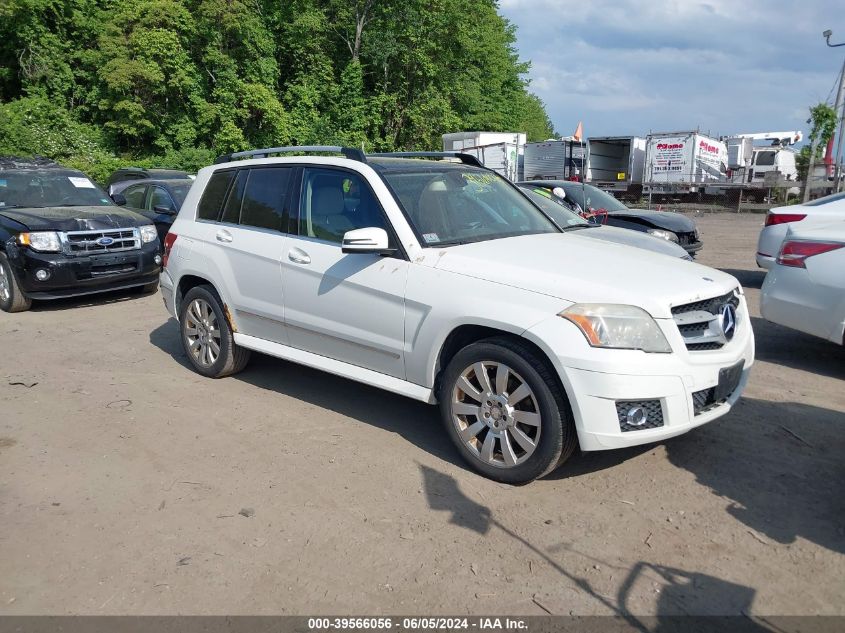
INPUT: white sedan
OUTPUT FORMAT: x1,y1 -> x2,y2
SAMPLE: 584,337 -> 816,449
756,191 -> 845,269
760,221 -> 845,345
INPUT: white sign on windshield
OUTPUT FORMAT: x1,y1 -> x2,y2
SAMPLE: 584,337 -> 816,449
68,176 -> 96,188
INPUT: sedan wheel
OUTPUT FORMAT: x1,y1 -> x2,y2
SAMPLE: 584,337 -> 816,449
0,264 -> 10,303
451,361 -> 541,468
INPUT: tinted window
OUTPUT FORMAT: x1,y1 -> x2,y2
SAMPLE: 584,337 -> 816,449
300,168 -> 387,244
150,186 -> 176,211
220,171 -> 248,224
805,191 -> 845,207
240,168 -> 291,231
519,187 -> 588,228
197,171 -> 235,221
124,184 -> 147,208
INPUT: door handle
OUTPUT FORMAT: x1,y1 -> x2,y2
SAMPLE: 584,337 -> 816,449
215,229 -> 233,243
288,247 -> 311,265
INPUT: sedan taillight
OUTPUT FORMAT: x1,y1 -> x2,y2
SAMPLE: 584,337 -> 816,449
776,240 -> 843,268
162,233 -> 178,268
765,212 -> 806,227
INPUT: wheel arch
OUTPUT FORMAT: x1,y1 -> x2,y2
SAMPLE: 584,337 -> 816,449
432,323 -> 572,410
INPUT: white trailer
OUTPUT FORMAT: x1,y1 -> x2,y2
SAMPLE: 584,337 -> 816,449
523,140 -> 586,181
586,136 -> 646,198
643,131 -> 727,197
459,142 -> 519,181
442,132 -> 526,180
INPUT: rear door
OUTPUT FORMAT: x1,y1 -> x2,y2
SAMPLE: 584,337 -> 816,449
281,166 -> 408,378
198,166 -> 293,344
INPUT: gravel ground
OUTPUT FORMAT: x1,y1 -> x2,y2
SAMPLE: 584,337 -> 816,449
0,212 -> 843,617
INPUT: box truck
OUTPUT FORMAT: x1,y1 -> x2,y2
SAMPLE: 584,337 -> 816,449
523,140 -> 586,181
459,142 -> 520,181
643,131 -> 727,198
586,136 -> 646,199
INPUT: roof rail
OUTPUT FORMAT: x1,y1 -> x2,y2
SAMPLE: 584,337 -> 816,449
214,145 -> 366,164
368,151 -> 484,168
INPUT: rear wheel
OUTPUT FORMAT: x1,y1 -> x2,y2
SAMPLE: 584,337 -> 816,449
0,253 -> 32,313
179,285 -> 250,378
439,337 -> 577,484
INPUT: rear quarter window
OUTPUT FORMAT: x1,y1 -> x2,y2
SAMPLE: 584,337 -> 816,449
197,171 -> 236,221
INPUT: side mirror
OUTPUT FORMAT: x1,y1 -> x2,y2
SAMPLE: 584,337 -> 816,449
341,227 -> 391,255
552,187 -> 566,200
153,204 -> 177,215
112,193 -> 127,206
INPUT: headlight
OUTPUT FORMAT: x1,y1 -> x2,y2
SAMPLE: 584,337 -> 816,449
140,225 -> 158,243
559,304 -> 672,353
647,228 -> 679,243
19,231 -> 61,252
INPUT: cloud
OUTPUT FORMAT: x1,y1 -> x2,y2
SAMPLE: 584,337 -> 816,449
500,0 -> 843,139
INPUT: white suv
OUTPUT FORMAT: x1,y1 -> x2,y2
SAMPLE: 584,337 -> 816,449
160,147 -> 755,483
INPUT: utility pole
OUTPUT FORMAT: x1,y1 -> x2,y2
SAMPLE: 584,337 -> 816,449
824,30 -> 845,192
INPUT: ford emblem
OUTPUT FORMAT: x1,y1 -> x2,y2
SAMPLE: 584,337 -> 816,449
97,236 -> 115,246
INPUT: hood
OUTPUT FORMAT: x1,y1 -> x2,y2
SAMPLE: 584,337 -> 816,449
607,209 -> 695,232
0,206 -> 151,232
579,225 -> 689,259
427,233 -> 738,319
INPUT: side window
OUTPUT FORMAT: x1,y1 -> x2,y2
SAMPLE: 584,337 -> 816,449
239,167 -> 292,231
197,170 -> 235,221
150,186 -> 176,212
220,171 -> 248,224
124,185 -> 147,208
299,168 -> 387,244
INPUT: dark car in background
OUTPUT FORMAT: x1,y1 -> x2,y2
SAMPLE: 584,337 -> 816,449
105,167 -> 191,195
0,157 -> 161,312
519,180 -> 703,257
110,178 -> 193,242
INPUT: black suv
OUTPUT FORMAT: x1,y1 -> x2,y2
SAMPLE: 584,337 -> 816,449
0,157 -> 162,312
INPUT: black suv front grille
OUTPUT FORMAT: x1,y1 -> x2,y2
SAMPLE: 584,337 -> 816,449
64,229 -> 140,254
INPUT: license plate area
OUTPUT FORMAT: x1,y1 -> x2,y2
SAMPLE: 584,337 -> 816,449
715,361 -> 744,401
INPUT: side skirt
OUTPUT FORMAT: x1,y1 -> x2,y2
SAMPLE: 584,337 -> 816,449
233,333 -> 436,404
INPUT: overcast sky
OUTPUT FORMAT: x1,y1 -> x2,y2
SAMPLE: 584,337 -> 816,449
499,0 -> 844,142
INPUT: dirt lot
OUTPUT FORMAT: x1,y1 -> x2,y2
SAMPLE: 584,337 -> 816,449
0,212 -> 843,617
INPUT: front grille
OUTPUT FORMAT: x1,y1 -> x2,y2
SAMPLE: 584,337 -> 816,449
62,228 -> 140,255
692,388 -> 718,416
677,232 -> 697,246
615,400 -> 665,432
671,289 -> 741,351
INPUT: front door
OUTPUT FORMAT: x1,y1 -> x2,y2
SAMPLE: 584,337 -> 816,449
282,166 -> 408,379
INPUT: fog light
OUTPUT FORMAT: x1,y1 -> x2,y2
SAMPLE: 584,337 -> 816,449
615,399 -> 664,432
35,269 -> 50,281
154,254 -> 162,265
626,406 -> 648,426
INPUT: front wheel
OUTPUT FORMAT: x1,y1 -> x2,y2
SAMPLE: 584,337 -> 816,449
439,337 -> 577,484
179,285 -> 250,378
0,253 -> 32,313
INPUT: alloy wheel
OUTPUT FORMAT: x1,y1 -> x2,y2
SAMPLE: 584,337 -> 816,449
0,265 -> 10,302
451,361 -> 541,468
184,298 -> 221,367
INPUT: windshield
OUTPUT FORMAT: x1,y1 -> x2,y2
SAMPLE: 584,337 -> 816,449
804,191 -> 845,207
754,151 -> 776,166
381,167 -> 560,245
519,186 -> 589,228
0,170 -> 113,208
562,183 -> 628,213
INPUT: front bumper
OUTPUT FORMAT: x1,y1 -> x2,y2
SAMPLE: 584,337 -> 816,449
7,242 -> 161,299
524,301 -> 755,451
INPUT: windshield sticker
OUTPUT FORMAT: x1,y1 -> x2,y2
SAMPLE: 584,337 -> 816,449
68,176 -> 95,188
463,172 -> 497,186
422,233 -> 440,243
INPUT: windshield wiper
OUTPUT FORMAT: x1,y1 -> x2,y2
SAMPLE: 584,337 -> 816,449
560,224 -> 595,232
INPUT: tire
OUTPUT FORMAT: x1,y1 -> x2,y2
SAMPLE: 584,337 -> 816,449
439,336 -> 577,484
179,285 -> 250,378
0,252 -> 32,313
